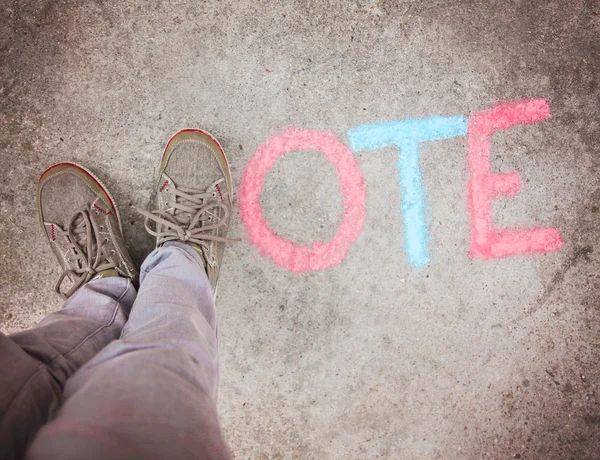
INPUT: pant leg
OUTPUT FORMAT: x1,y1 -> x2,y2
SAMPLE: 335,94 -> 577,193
27,243 -> 231,460
0,277 -> 136,460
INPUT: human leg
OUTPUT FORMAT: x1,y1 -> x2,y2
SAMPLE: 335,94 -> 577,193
27,130 -> 236,459
0,163 -> 137,459
0,278 -> 136,460
27,243 -> 229,459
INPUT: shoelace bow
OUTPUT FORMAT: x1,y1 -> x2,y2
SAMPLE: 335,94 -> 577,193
55,210 -> 116,298
138,179 -> 239,266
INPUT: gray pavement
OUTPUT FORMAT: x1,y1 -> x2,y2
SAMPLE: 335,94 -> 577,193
1,0 -> 600,458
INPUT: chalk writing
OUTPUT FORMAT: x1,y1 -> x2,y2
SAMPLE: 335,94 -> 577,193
239,128 -> 366,273
347,116 -> 467,267
467,99 -> 563,259
239,99 -> 563,272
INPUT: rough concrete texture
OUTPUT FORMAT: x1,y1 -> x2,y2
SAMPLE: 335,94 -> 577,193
1,0 -> 600,458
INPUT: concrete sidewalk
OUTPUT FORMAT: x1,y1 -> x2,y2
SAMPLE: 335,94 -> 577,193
1,0 -> 599,458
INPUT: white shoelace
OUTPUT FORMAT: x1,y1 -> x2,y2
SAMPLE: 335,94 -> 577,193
138,179 -> 238,265
55,210 -> 116,298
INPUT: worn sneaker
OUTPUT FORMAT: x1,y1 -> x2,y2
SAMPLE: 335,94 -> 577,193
139,129 -> 237,292
37,163 -> 137,298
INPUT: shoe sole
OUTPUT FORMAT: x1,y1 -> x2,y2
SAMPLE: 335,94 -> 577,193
158,128 -> 234,204
37,162 -> 124,236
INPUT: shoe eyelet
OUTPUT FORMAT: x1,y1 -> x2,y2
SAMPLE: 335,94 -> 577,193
111,250 -> 116,254
212,192 -> 217,197
103,238 -> 108,244
100,226 -> 104,231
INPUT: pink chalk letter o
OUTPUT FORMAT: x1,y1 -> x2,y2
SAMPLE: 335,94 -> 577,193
239,128 -> 366,272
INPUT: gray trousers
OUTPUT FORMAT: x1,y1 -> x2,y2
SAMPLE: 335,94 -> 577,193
0,243 -> 231,459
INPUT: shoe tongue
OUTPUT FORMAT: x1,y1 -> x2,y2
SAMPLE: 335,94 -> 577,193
91,269 -> 120,281
71,213 -> 85,230
171,181 -> 219,224
70,213 -> 94,252
188,243 -> 208,269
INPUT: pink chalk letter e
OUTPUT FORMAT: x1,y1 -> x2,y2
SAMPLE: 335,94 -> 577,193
467,99 -> 563,259
239,128 -> 366,272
